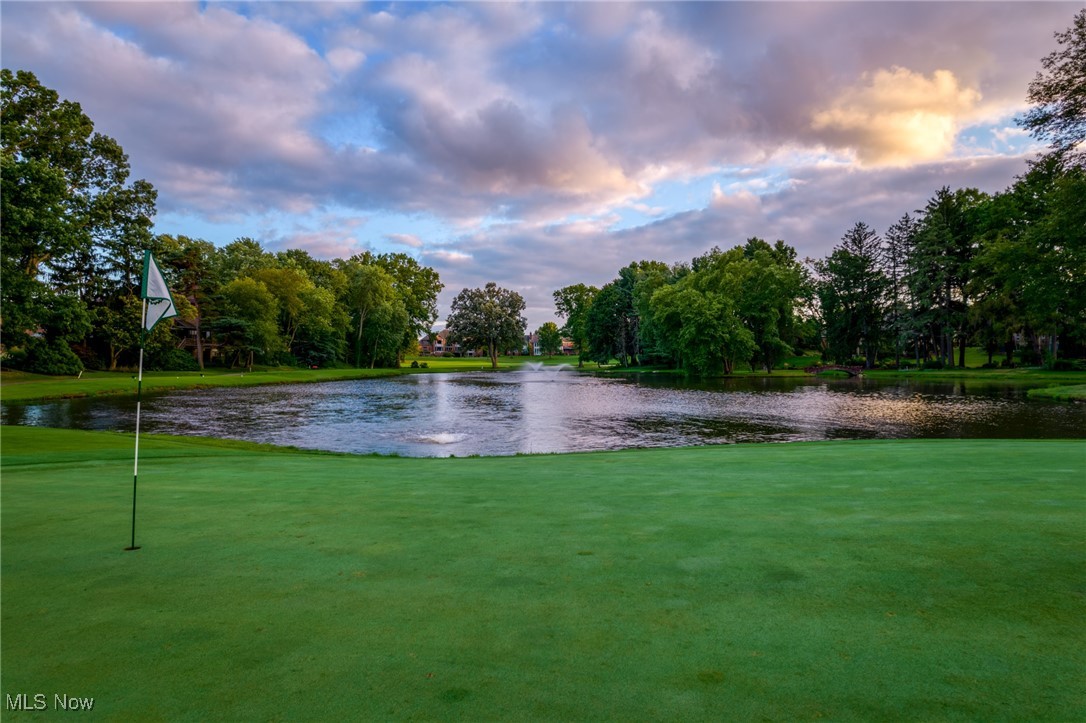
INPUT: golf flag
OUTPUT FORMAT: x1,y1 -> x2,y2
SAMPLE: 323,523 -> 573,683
142,250 -> 177,332
128,250 -> 177,551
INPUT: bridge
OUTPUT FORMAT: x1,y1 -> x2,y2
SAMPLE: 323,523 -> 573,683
803,364 -> 864,377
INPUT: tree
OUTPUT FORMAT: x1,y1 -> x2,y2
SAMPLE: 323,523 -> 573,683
2,69 -> 157,372
350,251 -> 443,359
446,283 -> 527,369
1019,8 -> 1086,168
911,187 -> 988,366
362,296 -> 410,368
293,285 -> 341,367
552,283 -> 598,367
159,235 -> 219,369
252,266 -> 316,356
344,263 -> 397,368
650,280 -> 753,375
883,214 -> 922,367
214,277 -> 281,370
537,321 -> 562,356
976,160 -> 1086,364
585,282 -> 630,366
218,238 -> 276,280
815,222 -> 889,368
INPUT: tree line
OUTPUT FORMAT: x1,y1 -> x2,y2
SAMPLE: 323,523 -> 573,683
2,69 -> 443,374
553,160 -> 1083,375
553,11 -> 1085,373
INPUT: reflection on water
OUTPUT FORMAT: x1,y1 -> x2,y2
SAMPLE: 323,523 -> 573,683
3,371 -> 1084,457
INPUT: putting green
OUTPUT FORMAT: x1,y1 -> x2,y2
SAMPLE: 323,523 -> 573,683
2,427 -> 1083,720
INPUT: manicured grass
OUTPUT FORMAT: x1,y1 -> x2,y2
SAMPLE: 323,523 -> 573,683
0,356 -> 555,403
1028,384 -> 1086,401
0,367 -> 407,403
5,355 -> 1083,403
2,427 -> 1083,720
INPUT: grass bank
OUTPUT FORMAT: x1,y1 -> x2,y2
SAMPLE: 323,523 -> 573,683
1027,383 -> 1086,401
0,356 -> 562,403
2,427 -> 1083,720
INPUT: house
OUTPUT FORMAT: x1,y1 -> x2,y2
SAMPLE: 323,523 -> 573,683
418,329 -> 462,356
174,318 -> 222,366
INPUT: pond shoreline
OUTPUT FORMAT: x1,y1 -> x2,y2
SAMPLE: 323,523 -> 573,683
4,363 -> 1084,404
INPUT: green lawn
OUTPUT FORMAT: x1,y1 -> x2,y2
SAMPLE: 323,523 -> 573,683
0,356 -> 559,403
1028,384 -> 1086,401
2,427 -> 1083,720
5,351 -> 1084,404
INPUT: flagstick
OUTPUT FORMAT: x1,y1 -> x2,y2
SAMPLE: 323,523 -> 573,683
126,299 -> 147,551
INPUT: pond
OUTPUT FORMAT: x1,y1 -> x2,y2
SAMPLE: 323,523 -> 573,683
3,369 -> 1084,456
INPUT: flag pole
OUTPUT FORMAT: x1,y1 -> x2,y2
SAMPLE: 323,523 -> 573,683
126,298 -> 147,551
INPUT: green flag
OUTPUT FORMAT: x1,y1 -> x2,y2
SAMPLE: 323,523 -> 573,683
141,250 -> 178,332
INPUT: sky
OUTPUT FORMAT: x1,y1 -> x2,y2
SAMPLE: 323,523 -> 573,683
1,1 -> 1076,330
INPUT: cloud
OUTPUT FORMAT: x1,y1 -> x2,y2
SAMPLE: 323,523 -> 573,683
386,233 -> 424,249
1,0 -> 1073,331
3,2 -> 331,216
811,67 -> 983,166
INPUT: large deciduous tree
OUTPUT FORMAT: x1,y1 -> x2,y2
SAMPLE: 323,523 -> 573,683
2,69 -> 157,372
552,283 -> 598,367
536,321 -> 562,357
446,283 -> 527,369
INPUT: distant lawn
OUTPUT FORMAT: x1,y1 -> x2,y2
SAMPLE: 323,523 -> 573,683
5,350 -> 1084,403
2,427 -> 1083,720
0,356 -> 559,403
0,367 -> 407,403
1028,384 -> 1086,401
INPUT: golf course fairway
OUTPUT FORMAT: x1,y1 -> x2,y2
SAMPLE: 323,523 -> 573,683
2,426 -> 1083,720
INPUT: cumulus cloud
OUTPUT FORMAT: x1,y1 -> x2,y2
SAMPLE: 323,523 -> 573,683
811,67 -> 983,166
2,2 -> 331,215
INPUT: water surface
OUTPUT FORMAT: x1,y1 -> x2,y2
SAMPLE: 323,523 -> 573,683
3,370 -> 1083,456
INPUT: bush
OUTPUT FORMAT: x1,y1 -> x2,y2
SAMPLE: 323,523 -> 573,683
1018,350 -> 1043,366
420,362 -> 428,369
146,348 -> 200,372
410,360 -> 420,368
275,352 -> 299,368
1046,358 -> 1086,372
922,359 -> 945,370
21,337 -> 83,375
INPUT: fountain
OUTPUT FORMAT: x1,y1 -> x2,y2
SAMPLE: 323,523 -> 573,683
521,361 -> 571,372
521,361 -> 571,378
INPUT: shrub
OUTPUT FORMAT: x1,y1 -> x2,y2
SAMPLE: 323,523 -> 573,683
1018,350 -> 1043,366
410,360 -> 420,368
22,337 -> 83,375
147,348 -> 200,372
420,362 -> 428,368
922,359 -> 945,370
1046,358 -> 1086,372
